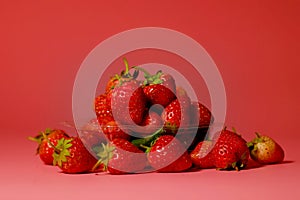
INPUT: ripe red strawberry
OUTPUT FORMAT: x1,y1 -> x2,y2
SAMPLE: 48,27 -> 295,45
53,137 -> 98,173
190,140 -> 215,169
28,129 -> 69,165
212,129 -> 249,170
101,120 -> 131,141
94,94 -> 114,125
92,138 -> 147,174
190,101 -> 213,128
147,135 -> 192,172
247,133 -> 284,164
139,69 -> 176,107
161,87 -> 191,133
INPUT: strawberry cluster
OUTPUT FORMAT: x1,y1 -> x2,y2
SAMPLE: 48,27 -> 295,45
29,59 -> 285,174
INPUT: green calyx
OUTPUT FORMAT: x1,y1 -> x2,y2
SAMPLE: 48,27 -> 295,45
92,143 -> 115,172
28,128 -> 54,154
52,138 -> 73,167
247,132 -> 264,149
134,66 -> 163,86
131,127 -> 163,149
115,58 -> 139,87
28,128 -> 53,144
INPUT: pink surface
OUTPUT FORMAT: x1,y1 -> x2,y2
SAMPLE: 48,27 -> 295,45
1,1 -> 300,199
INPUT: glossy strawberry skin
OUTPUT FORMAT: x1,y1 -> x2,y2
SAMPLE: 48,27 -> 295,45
161,88 -> 191,132
108,138 -> 147,174
212,130 -> 250,170
111,80 -> 146,125
37,130 -> 69,165
56,137 -> 98,174
190,141 -> 215,169
148,135 -> 192,172
143,84 -> 175,108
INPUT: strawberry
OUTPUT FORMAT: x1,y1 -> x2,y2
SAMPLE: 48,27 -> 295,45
161,87 -> 191,133
147,135 -> 192,172
28,128 -> 69,165
190,140 -> 215,169
94,94 -> 114,125
110,59 -> 146,126
92,138 -> 147,174
190,101 -> 213,128
101,120 -> 131,141
138,69 -> 176,107
53,137 -> 98,173
247,133 -> 284,164
212,129 -> 249,170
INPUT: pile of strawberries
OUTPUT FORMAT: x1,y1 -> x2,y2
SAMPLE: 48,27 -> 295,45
29,58 -> 285,174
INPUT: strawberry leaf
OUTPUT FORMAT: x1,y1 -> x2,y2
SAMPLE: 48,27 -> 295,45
52,138 -> 73,167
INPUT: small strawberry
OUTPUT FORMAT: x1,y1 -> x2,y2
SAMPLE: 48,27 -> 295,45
212,129 -> 249,170
111,59 -> 146,126
92,138 -> 147,174
94,94 -> 114,125
190,140 -> 215,169
147,135 -> 192,172
53,137 -> 98,173
190,101 -> 213,128
101,120 -> 131,141
28,128 -> 69,165
247,133 -> 284,164
137,68 -> 176,107
161,87 -> 191,133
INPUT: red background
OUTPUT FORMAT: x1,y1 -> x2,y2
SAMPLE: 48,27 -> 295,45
1,1 -> 299,199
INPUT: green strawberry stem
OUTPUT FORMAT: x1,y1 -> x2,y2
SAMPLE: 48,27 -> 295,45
123,58 -> 130,75
255,132 -> 261,138
91,143 -> 115,172
131,127 -> 163,147
117,58 -> 139,83
134,66 -> 163,85
91,158 -> 104,172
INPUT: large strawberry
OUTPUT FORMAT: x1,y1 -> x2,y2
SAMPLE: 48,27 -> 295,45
110,59 -> 146,126
138,68 -> 176,107
190,140 -> 215,169
92,138 -> 147,174
53,137 -> 98,173
28,128 -> 69,165
212,129 -> 249,170
247,133 -> 284,164
161,87 -> 191,133
147,135 -> 192,172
